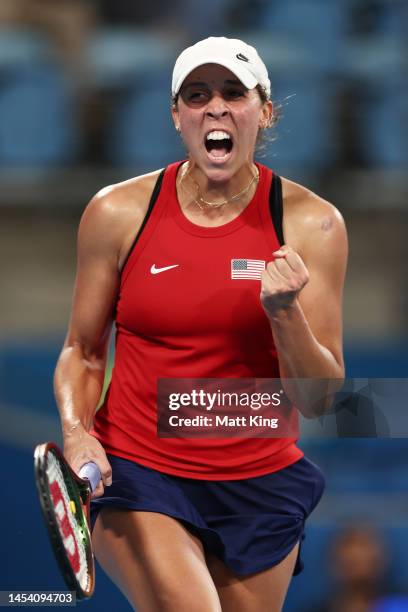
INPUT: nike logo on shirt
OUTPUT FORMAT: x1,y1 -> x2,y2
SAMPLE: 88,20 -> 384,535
150,264 -> 180,275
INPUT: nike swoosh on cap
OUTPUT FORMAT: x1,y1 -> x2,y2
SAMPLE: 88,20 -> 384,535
150,264 -> 180,274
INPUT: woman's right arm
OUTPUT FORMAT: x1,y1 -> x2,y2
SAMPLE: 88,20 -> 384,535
54,172 -> 161,496
54,189 -> 124,497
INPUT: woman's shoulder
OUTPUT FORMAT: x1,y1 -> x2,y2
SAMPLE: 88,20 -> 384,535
280,175 -> 345,231
77,169 -> 165,267
80,168 -> 164,236
279,175 -> 347,251
88,168 -> 164,220
280,175 -> 340,221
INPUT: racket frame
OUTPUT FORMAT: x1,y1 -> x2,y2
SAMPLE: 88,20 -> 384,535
34,442 -> 96,600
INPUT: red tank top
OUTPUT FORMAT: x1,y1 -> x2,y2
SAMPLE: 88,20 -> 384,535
92,161 -> 303,479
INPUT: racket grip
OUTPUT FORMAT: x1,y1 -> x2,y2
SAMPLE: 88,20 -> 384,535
79,462 -> 102,492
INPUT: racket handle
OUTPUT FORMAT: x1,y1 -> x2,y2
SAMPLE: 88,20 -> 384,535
79,462 -> 102,492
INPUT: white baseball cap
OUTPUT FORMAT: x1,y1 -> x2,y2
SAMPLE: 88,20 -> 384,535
172,36 -> 271,99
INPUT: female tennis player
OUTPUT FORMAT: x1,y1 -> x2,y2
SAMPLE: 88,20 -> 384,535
55,37 -> 348,611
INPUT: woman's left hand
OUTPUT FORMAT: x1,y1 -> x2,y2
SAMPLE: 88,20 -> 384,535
260,245 -> 309,317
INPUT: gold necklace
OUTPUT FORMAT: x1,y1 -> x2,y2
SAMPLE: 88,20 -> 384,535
180,164 -> 259,210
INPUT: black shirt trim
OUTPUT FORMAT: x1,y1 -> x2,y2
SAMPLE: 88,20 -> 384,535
120,168 -> 165,273
269,174 -> 284,246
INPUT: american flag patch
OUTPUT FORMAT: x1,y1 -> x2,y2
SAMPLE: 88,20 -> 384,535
231,259 -> 265,280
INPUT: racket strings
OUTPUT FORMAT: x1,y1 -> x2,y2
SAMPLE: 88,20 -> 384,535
46,452 -> 91,591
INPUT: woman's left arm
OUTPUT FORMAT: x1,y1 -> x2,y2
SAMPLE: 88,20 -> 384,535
261,188 -> 348,416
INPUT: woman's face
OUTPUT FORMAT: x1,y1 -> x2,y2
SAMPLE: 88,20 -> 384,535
172,64 -> 272,182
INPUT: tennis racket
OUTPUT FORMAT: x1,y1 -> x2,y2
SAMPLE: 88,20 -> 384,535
34,442 -> 101,599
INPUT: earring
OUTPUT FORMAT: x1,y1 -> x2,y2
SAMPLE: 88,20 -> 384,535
260,118 -> 272,129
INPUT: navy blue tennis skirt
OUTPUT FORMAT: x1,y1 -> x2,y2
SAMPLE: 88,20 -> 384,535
90,454 -> 325,576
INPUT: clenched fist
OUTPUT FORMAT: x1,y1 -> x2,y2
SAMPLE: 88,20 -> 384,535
261,245 -> 309,316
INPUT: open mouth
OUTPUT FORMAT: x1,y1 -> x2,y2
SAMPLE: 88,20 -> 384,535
204,130 -> 233,160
